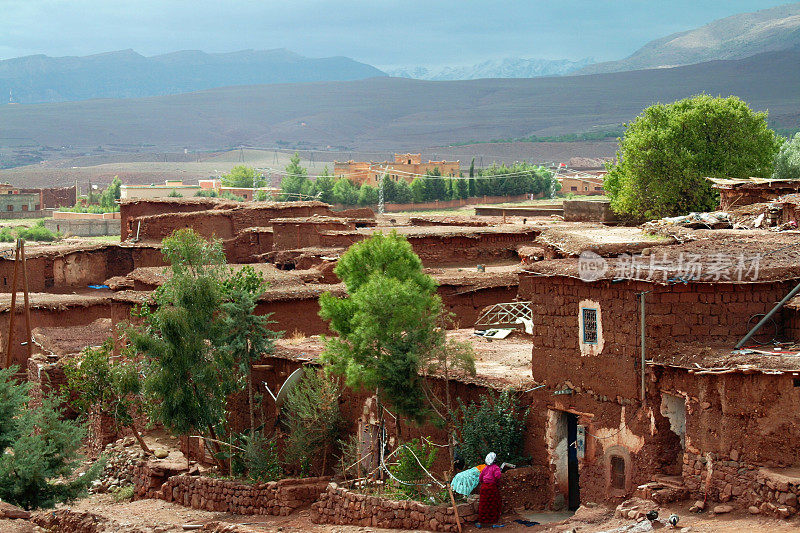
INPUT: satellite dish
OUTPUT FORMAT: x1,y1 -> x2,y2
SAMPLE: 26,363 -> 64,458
263,367 -> 304,410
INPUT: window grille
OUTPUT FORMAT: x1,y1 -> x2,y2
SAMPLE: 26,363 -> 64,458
582,308 -> 597,344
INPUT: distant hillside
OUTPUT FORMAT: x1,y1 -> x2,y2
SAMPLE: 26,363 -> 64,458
579,2 -> 800,74
386,57 -> 593,80
0,49 -> 386,103
1,48 -> 798,153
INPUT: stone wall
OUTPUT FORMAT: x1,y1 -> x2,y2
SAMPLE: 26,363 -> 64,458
133,459 -> 329,516
682,451 -> 799,518
310,483 -> 476,532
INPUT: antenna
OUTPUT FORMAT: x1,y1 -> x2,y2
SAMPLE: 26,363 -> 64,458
263,367 -> 304,409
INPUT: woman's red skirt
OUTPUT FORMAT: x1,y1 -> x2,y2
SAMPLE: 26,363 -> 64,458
478,481 -> 501,524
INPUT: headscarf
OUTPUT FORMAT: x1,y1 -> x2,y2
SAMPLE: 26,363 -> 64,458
485,452 -> 496,465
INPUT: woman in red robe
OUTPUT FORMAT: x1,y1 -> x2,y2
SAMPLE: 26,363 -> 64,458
476,452 -> 503,528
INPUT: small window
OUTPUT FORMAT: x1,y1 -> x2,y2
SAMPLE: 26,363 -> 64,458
581,308 -> 598,344
21,204 -> 27,211
6,205 -> 12,211
611,456 -> 625,489
570,186 -> 578,192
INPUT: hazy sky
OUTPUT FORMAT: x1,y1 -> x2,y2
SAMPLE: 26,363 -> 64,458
1,0 -> 795,67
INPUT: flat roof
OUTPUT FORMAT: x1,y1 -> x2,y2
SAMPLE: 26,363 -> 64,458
523,229 -> 800,284
269,328 -> 532,388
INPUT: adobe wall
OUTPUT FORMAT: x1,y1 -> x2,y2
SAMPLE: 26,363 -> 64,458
223,229 -> 274,264
438,284 -> 519,327
316,230 -> 537,267
719,187 -> 798,211
21,186 -> 76,209
0,244 -> 163,294
519,275 -> 794,400
120,197 -> 237,240
563,199 -> 616,222
364,194 -> 534,213
654,367 -> 800,516
272,219 -> 354,251
127,202 -> 333,243
1,300 -> 111,369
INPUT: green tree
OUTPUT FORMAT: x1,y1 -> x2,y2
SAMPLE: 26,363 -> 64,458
129,229 -> 275,469
394,179 -> 414,204
423,167 -> 446,201
314,167 -> 337,203
62,340 -> 150,452
281,369 -> 343,476
605,95 -> 783,220
0,366 -> 102,510
358,184 -> 379,206
280,153 -> 309,200
774,133 -> 800,180
409,178 -> 426,203
332,178 -> 358,205
222,165 -> 266,188
380,175 -> 397,203
99,176 -> 122,208
319,231 -> 442,422
452,389 -> 528,467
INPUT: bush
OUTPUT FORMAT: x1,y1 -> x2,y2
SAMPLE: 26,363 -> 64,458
281,369 -> 343,476
195,189 -> 218,198
389,438 -> 437,500
232,433 -> 283,483
0,366 -> 103,510
220,192 -> 245,201
111,484 -> 134,502
452,389 -> 528,467
0,221 -> 61,242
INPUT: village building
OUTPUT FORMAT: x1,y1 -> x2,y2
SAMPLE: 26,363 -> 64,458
709,177 -> 800,211
333,153 -> 460,186
0,183 -> 42,215
558,170 -> 606,195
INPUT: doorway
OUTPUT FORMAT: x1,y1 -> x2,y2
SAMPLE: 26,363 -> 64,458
566,412 -> 580,511
549,410 -> 581,511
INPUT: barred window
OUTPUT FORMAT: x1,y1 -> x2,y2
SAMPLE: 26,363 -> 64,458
582,308 -> 598,344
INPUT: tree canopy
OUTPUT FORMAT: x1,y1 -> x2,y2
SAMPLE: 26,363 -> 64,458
0,366 -> 102,510
319,231 -> 442,421
129,229 -> 276,466
221,165 -> 266,188
280,153 -> 310,200
774,133 -> 800,180
604,94 -> 783,220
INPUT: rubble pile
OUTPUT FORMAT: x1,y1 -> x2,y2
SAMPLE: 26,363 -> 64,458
91,436 -> 146,494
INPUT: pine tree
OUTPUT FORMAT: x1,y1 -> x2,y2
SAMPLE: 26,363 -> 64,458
0,366 -> 102,510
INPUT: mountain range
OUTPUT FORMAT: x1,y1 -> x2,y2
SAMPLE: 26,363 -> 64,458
385,57 -> 594,80
0,49 -> 385,104
579,2 -> 800,74
2,47 -> 798,152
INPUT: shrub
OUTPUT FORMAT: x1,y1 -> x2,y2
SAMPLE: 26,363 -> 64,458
111,484 -> 134,502
195,189 -> 218,198
0,366 -> 103,510
232,433 -> 283,483
389,438 -> 437,500
452,388 -> 528,467
281,369 -> 343,476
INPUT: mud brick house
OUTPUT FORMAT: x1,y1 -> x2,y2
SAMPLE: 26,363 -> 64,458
334,153 -> 460,186
518,230 -> 800,514
709,177 -> 800,211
